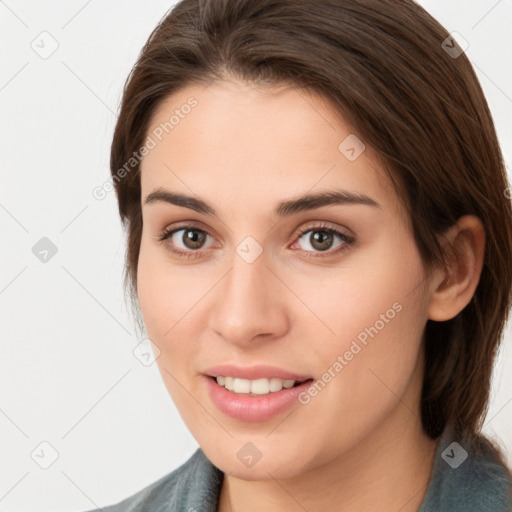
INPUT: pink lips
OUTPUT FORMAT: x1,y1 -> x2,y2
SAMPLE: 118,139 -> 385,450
203,364 -> 311,382
202,364 -> 314,422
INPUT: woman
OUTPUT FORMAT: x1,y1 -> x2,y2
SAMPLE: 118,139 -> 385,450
85,0 -> 512,510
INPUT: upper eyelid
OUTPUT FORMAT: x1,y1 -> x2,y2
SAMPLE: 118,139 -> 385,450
160,220 -> 347,235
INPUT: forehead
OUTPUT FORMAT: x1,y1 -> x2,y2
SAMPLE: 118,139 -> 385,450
139,79 -> 399,217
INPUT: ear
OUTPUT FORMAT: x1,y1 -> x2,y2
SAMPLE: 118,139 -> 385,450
428,215 -> 485,322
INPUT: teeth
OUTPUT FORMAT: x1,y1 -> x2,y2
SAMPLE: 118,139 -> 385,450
215,376 -> 299,395
234,378 -> 251,393
224,376 -> 234,391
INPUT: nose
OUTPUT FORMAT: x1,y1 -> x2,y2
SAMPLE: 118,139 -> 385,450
209,248 -> 289,346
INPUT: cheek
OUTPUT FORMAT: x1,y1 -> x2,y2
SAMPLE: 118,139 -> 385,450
136,242 -> 168,337
137,243 -> 197,405
137,240 -> 194,339
295,230 -> 426,349
299,236 -> 428,416
136,239 -> 211,389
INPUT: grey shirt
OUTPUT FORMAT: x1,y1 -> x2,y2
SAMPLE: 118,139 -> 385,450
85,426 -> 512,511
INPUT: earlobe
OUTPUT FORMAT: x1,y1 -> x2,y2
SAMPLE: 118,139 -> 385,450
427,215 -> 486,322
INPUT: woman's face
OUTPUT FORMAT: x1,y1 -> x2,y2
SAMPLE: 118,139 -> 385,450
137,79 -> 432,479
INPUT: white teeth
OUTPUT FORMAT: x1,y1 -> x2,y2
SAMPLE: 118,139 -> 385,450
251,378 -> 270,395
233,378 -> 251,393
269,378 -> 284,392
224,376 -> 234,391
215,376 -> 299,395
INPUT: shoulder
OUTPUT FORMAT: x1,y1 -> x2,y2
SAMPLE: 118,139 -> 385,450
81,448 -> 224,512
420,426 -> 512,512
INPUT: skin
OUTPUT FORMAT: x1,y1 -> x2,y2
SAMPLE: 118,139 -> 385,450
136,78 -> 485,512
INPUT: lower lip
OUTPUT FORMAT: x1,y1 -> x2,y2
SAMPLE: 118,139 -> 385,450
204,376 -> 313,422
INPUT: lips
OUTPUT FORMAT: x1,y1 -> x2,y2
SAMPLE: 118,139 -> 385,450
203,363 -> 312,382
202,364 -> 315,421
204,374 -> 314,421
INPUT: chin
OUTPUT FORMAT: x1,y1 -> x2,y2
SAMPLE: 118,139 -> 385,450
202,438 -> 316,481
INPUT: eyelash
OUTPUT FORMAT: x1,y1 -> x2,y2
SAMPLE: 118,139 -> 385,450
157,222 -> 355,260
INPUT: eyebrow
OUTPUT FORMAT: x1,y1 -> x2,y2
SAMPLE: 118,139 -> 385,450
144,187 -> 381,217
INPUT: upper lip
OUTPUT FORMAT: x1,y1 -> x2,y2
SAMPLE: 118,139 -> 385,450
204,364 -> 312,382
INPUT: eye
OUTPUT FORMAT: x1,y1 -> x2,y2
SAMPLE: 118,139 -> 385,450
291,222 -> 354,258
157,225 -> 213,258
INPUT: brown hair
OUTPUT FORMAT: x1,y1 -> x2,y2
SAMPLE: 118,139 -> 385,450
110,0 -> 512,445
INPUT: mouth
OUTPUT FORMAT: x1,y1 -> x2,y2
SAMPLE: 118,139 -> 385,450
209,375 -> 312,396
204,374 -> 315,421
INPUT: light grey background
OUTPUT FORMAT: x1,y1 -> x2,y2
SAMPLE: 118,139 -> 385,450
1,1 -> 511,510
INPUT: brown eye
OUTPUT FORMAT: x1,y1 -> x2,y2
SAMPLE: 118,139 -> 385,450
304,230 -> 335,251
159,226 -> 212,257
295,225 -> 353,256
180,229 -> 207,250
292,222 -> 356,258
